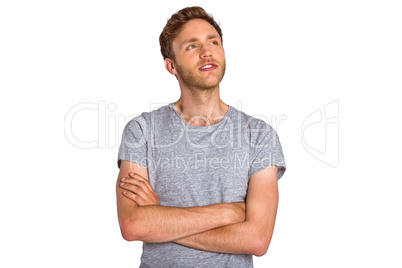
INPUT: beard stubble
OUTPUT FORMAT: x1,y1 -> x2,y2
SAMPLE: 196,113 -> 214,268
175,60 -> 226,91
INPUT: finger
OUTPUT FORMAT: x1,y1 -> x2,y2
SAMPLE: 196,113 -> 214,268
120,181 -> 155,204
121,177 -> 151,195
120,181 -> 147,197
119,181 -> 139,192
122,186 -> 156,206
124,174 -> 159,203
120,178 -> 160,205
127,173 -> 156,193
122,190 -> 145,206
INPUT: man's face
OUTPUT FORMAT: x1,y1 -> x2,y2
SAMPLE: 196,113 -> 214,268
170,19 -> 226,91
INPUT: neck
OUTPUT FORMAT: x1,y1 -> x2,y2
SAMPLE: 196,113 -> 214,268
174,86 -> 228,127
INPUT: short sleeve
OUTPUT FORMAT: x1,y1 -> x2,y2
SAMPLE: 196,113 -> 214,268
117,115 -> 148,169
248,121 -> 286,179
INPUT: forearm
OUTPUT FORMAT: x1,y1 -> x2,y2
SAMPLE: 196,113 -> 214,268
121,203 -> 243,243
174,219 -> 270,256
176,166 -> 280,256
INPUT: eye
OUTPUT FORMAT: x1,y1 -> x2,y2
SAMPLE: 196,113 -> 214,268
210,40 -> 219,45
187,44 -> 196,50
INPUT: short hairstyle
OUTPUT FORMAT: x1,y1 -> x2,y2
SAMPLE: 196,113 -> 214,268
159,6 -> 223,60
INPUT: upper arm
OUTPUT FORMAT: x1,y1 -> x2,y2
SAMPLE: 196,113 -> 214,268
116,160 -> 149,240
245,165 -> 279,250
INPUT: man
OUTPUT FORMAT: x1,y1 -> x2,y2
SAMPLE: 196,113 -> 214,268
116,6 -> 286,267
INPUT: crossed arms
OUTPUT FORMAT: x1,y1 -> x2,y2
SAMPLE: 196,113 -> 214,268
116,160 -> 279,257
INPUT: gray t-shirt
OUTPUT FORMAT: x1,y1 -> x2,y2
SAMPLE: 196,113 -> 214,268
118,103 -> 286,268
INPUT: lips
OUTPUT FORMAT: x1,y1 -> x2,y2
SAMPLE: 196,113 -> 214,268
199,62 -> 217,71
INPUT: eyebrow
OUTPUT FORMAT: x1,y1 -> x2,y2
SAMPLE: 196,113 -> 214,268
181,34 -> 221,47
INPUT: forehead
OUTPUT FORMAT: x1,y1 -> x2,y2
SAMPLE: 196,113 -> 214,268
173,19 -> 220,46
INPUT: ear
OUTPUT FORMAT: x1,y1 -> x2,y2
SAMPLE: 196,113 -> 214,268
164,58 -> 178,75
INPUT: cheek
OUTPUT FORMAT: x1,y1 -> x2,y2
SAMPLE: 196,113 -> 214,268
179,53 -> 198,64
214,48 -> 225,60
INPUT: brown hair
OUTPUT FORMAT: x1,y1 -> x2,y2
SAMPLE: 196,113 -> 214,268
159,6 -> 223,60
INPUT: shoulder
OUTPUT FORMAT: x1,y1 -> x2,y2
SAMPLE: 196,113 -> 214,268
125,103 -> 173,130
229,107 -> 281,152
230,106 -> 273,132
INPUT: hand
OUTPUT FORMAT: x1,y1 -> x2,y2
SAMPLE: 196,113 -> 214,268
230,202 -> 246,223
119,172 -> 160,206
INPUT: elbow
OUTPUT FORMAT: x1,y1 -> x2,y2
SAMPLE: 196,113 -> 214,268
119,219 -> 142,242
122,233 -> 136,242
121,230 -> 136,242
251,236 -> 272,257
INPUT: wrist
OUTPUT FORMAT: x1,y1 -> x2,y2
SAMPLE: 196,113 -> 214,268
222,203 -> 246,224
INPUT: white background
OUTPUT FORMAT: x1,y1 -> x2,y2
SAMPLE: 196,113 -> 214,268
1,0 -> 401,267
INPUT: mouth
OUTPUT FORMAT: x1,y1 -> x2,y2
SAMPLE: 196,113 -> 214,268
199,62 -> 217,71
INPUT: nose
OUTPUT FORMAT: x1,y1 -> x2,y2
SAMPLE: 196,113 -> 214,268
200,44 -> 212,58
